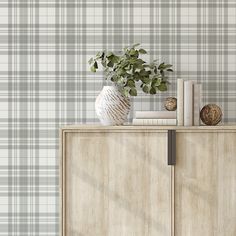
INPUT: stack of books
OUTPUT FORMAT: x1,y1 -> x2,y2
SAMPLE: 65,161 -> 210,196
132,111 -> 177,125
177,79 -> 202,126
132,78 -> 201,126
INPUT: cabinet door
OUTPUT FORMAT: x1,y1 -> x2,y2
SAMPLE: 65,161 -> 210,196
61,131 -> 172,236
175,132 -> 236,236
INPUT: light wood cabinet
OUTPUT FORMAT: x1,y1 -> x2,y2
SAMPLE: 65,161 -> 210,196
60,126 -> 236,236
61,128 -> 173,236
175,131 -> 236,236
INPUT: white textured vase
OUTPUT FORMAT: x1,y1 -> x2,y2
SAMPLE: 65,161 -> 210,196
95,86 -> 131,126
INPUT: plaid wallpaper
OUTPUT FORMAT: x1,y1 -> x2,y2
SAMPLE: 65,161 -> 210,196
1,0 -> 236,235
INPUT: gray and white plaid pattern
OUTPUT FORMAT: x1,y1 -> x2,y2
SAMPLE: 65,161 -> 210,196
1,0 -> 236,235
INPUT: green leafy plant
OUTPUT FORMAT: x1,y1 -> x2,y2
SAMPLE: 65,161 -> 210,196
89,44 -> 173,97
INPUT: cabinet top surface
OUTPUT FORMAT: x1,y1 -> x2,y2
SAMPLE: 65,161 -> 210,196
61,124 -> 236,131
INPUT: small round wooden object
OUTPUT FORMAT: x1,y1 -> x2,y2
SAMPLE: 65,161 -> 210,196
164,97 -> 177,111
200,104 -> 222,125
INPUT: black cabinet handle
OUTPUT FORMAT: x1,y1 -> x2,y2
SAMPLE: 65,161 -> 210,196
168,130 -> 176,165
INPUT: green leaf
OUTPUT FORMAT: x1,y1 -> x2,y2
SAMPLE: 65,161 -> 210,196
116,77 -> 121,83
140,70 -> 151,77
167,68 -> 173,72
116,68 -> 125,76
154,78 -> 161,86
121,87 -> 130,97
132,65 -> 142,73
90,65 -> 96,72
150,87 -> 156,94
142,85 -> 150,93
134,74 -> 141,81
136,58 -> 145,64
129,58 -> 138,64
141,77 -> 151,84
95,51 -> 103,58
164,64 -> 173,69
158,82 -> 168,91
149,62 -> 155,69
94,61 -> 98,69
88,58 -> 94,64
139,49 -> 147,54
158,62 -> 165,70
107,61 -> 114,67
158,63 -> 173,70
129,87 -> 137,96
132,43 -> 140,48
111,55 -> 120,63
127,79 -> 135,87
151,78 -> 157,86
129,49 -> 137,56
101,60 -> 107,67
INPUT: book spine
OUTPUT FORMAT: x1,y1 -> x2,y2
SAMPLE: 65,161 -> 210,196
193,83 -> 202,126
132,119 -> 144,125
177,78 -> 184,126
184,80 -> 194,126
135,111 -> 176,119
132,119 -> 177,126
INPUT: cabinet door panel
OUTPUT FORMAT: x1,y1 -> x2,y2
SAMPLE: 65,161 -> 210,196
62,131 -> 172,236
175,132 -> 236,236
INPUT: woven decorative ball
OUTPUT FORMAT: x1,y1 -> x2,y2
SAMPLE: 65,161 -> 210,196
164,97 -> 177,111
200,104 -> 222,126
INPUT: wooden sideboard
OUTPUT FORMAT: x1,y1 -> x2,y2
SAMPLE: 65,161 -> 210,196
60,126 -> 236,236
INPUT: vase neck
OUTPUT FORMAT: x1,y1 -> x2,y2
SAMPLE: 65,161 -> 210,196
102,85 -> 117,90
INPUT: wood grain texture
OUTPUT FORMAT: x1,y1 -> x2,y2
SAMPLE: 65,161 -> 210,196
61,130 -> 172,236
175,132 -> 236,236
61,125 -> 236,132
